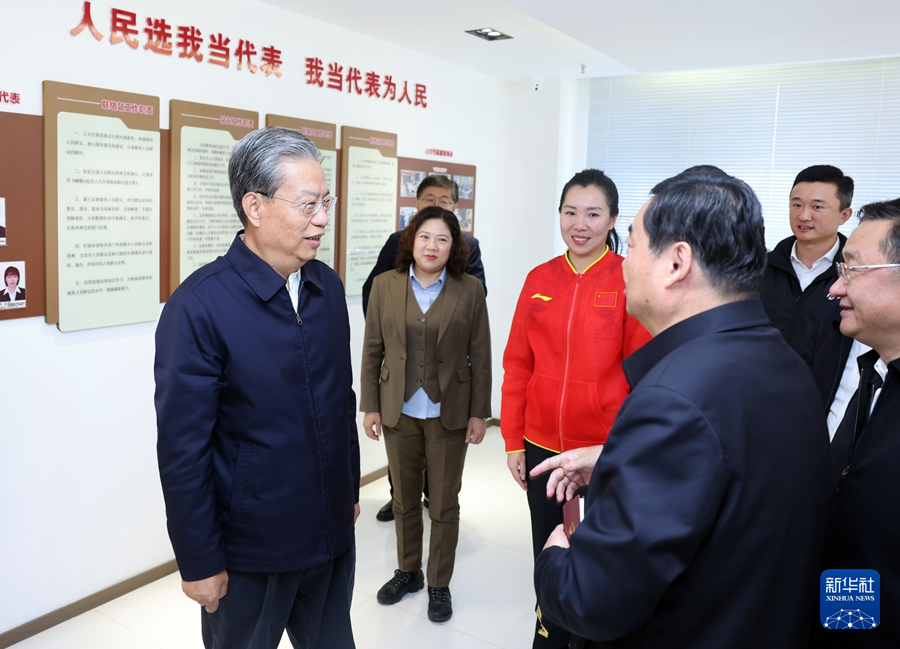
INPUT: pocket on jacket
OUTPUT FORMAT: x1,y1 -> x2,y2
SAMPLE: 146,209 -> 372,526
380,366 -> 390,382
562,380 -> 614,446
229,444 -> 254,525
457,367 -> 471,382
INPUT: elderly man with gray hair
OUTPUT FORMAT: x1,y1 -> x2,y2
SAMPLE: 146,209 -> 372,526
155,127 -> 359,648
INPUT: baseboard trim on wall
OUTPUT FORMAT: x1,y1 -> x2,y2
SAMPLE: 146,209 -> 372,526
0,560 -> 179,648
360,464 -> 388,487
487,418 -> 500,428
0,462 -> 468,646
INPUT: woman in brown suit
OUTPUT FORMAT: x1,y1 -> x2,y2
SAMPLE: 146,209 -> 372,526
361,206 -> 491,623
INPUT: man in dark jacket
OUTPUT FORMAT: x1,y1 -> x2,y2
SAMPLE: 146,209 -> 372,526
761,165 -> 853,365
531,168 -> 830,648
155,127 -> 359,649
811,199 -> 900,648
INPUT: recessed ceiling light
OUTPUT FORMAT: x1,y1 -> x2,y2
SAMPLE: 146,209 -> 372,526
466,28 -> 512,42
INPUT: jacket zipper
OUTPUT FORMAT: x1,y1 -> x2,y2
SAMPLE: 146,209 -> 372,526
557,273 -> 582,453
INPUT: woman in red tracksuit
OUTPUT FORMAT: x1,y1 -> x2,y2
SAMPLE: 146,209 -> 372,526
502,169 -> 651,649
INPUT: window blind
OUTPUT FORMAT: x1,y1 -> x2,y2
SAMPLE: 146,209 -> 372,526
587,57 -> 900,250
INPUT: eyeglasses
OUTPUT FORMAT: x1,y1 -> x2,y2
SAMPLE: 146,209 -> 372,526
420,196 -> 455,208
260,193 -> 336,216
835,261 -> 900,283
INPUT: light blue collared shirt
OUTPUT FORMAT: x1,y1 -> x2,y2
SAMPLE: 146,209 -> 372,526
401,264 -> 446,419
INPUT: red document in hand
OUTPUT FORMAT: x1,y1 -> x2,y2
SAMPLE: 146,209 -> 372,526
563,494 -> 585,539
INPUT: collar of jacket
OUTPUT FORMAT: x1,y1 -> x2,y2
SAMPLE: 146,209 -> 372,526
858,347 -> 900,375
225,231 -> 326,302
623,298 -> 771,388
387,269 -> 462,348
767,232 -> 847,275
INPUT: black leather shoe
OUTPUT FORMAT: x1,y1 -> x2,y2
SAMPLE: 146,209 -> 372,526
427,586 -> 452,622
377,569 -> 424,605
376,499 -> 394,522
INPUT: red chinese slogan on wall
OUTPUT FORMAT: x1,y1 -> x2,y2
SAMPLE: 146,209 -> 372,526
70,2 -> 284,78
0,91 -> 21,104
305,57 -> 427,109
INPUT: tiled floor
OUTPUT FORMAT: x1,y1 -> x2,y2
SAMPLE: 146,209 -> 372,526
14,427 -> 537,648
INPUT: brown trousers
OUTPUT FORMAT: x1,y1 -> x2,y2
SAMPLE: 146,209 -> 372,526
382,413 -> 468,588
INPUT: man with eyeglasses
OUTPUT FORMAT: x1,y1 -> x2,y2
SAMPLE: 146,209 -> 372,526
761,165 -> 854,366
155,127 -> 359,649
810,199 -> 900,648
361,173 -> 487,522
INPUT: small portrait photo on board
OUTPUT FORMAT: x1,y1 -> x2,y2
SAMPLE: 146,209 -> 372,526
455,208 -> 473,233
0,261 -> 26,310
454,176 -> 474,200
0,197 -> 7,246
399,207 -> 418,230
400,170 -> 426,198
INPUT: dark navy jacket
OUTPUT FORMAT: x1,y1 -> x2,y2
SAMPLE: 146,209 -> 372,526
535,299 -> 830,649
155,234 -> 359,582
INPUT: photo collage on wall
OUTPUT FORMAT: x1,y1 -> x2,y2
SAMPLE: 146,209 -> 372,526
397,159 -> 476,235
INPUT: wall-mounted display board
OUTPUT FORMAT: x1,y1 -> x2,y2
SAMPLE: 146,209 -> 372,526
43,81 -> 161,332
339,127 -> 397,296
0,112 -> 44,322
169,100 -> 257,292
397,157 -> 477,234
266,115 -> 339,270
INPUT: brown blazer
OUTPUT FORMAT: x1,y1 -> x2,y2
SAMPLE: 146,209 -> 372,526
360,270 -> 491,430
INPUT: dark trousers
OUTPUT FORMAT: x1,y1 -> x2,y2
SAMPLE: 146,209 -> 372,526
383,414 -> 468,587
201,544 -> 356,649
525,441 -> 571,649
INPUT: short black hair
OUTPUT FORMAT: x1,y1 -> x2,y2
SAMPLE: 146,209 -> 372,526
558,169 -> 621,254
792,165 -> 854,211
416,175 -> 458,203
857,198 -> 900,267
645,169 -> 767,297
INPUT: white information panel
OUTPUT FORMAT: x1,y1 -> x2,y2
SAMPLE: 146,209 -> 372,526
56,112 -> 160,332
318,149 -> 337,269
344,146 -> 397,295
179,126 -> 242,281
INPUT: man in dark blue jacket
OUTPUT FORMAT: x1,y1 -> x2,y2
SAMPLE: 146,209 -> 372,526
155,127 -> 359,649
531,168 -> 830,648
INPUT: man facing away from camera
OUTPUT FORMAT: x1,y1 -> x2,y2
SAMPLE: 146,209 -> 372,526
531,168 -> 830,648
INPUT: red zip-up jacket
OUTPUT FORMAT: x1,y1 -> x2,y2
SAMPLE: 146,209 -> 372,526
501,249 -> 651,454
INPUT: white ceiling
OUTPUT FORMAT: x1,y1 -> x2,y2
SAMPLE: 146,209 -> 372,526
263,0 -> 900,80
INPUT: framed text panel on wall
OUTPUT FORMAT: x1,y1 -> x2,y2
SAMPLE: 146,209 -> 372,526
169,100 -> 257,294
397,157 -> 476,234
339,127 -> 398,296
0,112 -> 44,322
266,115 -> 339,271
43,81 -> 161,332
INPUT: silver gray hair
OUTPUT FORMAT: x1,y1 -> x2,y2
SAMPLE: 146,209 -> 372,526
228,126 -> 323,226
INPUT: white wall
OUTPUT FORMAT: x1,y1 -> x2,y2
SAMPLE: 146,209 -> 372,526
0,0 -> 588,634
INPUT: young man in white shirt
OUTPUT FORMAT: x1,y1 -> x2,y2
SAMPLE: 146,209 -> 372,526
761,165 -> 853,365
